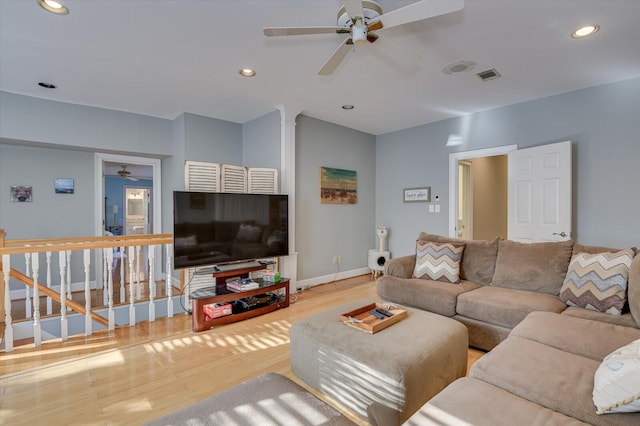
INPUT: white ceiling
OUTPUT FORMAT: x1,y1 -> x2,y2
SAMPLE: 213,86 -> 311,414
1,0 -> 639,136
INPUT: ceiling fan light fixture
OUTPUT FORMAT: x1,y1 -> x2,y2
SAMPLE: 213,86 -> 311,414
572,25 -> 599,38
37,0 -> 69,15
239,68 -> 256,77
352,20 -> 368,45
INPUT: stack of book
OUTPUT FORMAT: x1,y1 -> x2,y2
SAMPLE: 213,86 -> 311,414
226,278 -> 260,292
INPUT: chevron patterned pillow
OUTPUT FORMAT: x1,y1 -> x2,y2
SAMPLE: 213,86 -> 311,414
413,241 -> 466,284
560,248 -> 635,315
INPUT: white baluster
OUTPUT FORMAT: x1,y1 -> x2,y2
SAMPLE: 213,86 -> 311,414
106,248 -> 115,331
148,245 -> 155,322
119,246 -> 125,302
83,249 -> 92,336
46,251 -> 53,315
32,252 -> 41,346
128,246 -> 136,326
24,252 -> 31,319
135,245 -> 141,300
66,250 -> 72,300
166,244 -> 173,318
2,254 -> 14,352
102,249 -> 108,306
58,251 -> 68,341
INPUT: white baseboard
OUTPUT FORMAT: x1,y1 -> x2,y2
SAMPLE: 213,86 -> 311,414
295,267 -> 370,291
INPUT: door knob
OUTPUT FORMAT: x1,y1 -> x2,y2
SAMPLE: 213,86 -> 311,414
553,232 -> 568,237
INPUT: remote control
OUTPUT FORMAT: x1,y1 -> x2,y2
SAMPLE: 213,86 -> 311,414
375,308 -> 394,317
369,309 -> 385,320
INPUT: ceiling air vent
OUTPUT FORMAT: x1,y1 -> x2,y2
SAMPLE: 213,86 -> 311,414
477,68 -> 501,81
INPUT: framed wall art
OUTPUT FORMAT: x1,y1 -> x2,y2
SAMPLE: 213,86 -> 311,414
403,187 -> 431,202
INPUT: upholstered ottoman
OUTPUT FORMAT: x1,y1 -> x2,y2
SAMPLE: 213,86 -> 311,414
145,372 -> 355,426
290,299 -> 468,426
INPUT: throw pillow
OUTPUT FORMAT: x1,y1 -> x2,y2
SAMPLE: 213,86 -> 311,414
235,223 -> 263,242
413,241 -> 465,284
560,248 -> 635,315
593,338 -> 640,414
417,232 -> 499,285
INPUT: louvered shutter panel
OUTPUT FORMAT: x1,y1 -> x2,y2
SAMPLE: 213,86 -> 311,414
248,168 -> 278,194
184,161 -> 220,192
221,164 -> 247,193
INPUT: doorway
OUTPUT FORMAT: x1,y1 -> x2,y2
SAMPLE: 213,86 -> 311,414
124,187 -> 151,235
448,145 -> 517,239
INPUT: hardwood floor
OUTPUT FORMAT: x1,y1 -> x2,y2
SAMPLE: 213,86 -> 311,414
0,275 -> 484,425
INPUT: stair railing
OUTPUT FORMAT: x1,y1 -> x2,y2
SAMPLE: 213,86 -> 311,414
0,229 -> 174,352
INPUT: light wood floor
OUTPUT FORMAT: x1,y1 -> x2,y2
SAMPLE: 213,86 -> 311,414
0,275 -> 484,425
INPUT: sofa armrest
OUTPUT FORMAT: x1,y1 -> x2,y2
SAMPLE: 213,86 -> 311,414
629,254 -> 640,328
384,254 -> 416,279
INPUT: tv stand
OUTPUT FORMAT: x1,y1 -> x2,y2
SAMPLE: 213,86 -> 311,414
190,265 -> 289,332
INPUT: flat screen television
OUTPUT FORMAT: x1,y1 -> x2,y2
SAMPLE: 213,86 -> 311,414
173,191 -> 289,270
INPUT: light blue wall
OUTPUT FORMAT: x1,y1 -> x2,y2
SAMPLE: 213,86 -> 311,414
0,92 -> 172,156
296,115 -> 376,280
0,144 -> 95,239
242,110 -> 281,171
376,77 -> 640,257
183,112 -> 242,165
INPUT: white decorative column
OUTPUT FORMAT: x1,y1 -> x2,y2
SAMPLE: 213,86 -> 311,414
277,104 -> 303,294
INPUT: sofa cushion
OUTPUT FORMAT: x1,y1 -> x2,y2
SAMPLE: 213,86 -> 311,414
628,255 -> 640,328
510,312 -> 640,362
456,286 -> 566,329
560,249 -> 635,315
593,338 -> 640,415
418,233 -> 499,285
470,336 -> 640,426
405,377 -> 590,426
492,239 -> 574,295
561,308 -> 638,331
413,241 -> 465,283
573,242 -> 637,257
377,276 -> 481,317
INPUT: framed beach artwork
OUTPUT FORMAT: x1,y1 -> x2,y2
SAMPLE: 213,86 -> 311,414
320,167 -> 357,204
54,178 -> 75,194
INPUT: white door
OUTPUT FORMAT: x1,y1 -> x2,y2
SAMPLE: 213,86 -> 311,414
508,141 -> 572,242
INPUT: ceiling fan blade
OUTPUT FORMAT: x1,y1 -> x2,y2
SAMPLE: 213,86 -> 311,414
127,176 -> 139,182
264,27 -> 349,37
368,0 -> 464,31
342,0 -> 364,20
318,38 -> 353,76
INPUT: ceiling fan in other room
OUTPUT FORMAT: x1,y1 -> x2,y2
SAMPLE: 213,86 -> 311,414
263,0 -> 464,75
117,166 -> 139,182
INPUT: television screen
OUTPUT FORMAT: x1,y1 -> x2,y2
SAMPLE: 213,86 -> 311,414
173,191 -> 289,269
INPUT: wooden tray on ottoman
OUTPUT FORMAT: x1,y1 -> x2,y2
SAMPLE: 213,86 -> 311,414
339,302 -> 407,334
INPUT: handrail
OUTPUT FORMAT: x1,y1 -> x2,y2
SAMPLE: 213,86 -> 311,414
0,233 -> 173,255
9,268 -> 109,327
1,228 -> 176,351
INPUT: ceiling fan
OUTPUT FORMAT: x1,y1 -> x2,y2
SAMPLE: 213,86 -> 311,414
117,166 -> 139,181
263,0 -> 464,75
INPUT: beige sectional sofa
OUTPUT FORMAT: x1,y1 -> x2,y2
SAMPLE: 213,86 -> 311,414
378,233 -> 640,425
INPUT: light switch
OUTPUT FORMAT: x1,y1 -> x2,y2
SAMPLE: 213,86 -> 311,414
435,204 -> 441,213
429,204 -> 435,213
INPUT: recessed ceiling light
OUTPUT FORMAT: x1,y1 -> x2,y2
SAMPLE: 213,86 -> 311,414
442,60 -> 476,75
38,0 -> 69,15
38,82 -> 56,89
572,25 -> 599,38
342,105 -> 355,110
239,68 -> 256,77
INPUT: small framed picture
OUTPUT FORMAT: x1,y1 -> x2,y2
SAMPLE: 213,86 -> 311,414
55,178 -> 74,194
11,185 -> 33,202
403,187 -> 431,202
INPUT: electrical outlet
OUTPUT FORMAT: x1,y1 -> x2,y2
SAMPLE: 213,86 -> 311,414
333,256 -> 337,264
338,256 -> 342,264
